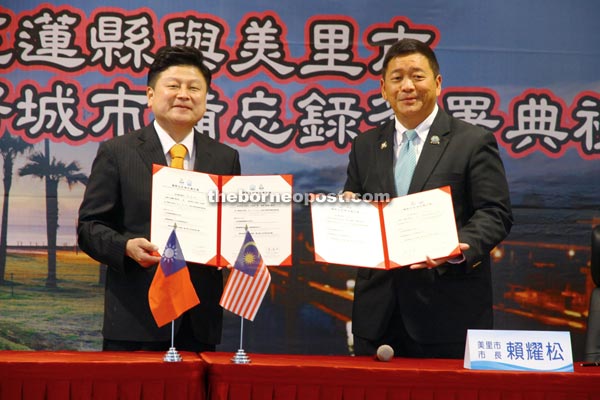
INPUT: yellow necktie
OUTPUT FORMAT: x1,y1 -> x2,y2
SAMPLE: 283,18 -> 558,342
169,144 -> 187,169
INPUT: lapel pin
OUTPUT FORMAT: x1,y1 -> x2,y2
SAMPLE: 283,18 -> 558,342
380,141 -> 388,150
430,135 -> 440,145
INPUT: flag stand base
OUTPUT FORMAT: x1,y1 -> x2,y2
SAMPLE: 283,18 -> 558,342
231,348 -> 251,364
163,347 -> 183,362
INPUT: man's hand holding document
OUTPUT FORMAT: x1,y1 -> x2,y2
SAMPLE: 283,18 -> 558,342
310,186 -> 462,269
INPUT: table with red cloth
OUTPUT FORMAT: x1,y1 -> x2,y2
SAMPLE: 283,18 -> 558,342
0,350 -> 205,400
201,352 -> 600,400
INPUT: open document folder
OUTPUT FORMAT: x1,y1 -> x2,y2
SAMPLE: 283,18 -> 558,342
310,186 -> 461,269
151,165 -> 292,267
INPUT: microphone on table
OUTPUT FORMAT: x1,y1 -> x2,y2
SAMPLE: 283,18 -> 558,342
375,344 -> 394,362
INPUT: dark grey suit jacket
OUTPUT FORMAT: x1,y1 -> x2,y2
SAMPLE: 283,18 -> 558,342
77,124 -> 240,343
344,109 -> 513,344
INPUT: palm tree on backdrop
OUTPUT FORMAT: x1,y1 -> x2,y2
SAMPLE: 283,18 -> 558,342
0,131 -> 33,285
19,139 -> 88,288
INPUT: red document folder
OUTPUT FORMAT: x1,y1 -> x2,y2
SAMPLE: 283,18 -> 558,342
151,164 -> 293,267
311,186 -> 461,269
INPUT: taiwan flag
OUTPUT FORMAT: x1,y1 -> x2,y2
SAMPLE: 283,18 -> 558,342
148,229 -> 200,327
220,230 -> 271,321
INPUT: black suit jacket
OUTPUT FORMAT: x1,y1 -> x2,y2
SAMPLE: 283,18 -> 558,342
77,124 -> 241,343
344,109 -> 512,344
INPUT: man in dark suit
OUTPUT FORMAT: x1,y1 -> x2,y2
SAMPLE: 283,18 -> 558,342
343,39 -> 512,358
78,46 -> 240,352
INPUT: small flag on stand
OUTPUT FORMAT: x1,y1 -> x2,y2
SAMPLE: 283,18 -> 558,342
220,230 -> 271,321
149,229 -> 200,327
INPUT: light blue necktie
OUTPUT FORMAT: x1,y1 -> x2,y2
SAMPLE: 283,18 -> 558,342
394,129 -> 418,196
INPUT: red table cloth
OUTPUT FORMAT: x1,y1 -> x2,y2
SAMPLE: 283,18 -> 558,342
201,352 -> 600,400
0,350 -> 205,400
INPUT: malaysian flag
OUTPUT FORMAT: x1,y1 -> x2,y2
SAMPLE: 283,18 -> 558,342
220,230 -> 271,321
148,228 -> 200,327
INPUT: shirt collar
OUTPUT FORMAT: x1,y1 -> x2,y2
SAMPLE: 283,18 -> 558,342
154,120 -> 195,160
394,104 -> 439,146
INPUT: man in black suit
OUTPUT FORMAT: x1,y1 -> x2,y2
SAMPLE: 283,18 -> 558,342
343,39 -> 512,358
78,46 -> 240,352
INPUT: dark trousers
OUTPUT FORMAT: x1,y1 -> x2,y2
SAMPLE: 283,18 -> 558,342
102,312 -> 216,353
353,307 -> 465,359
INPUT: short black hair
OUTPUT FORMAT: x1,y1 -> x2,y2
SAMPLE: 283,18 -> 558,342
147,45 -> 212,88
381,39 -> 440,78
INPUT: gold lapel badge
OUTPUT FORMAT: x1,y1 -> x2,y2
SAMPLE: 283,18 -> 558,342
380,141 -> 388,150
429,135 -> 440,145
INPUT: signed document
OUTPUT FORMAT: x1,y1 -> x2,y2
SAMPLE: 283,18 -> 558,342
151,165 -> 219,265
151,165 -> 292,267
220,174 -> 293,267
310,186 -> 461,269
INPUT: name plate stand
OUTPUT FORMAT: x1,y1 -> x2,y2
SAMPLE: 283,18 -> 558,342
464,329 -> 573,372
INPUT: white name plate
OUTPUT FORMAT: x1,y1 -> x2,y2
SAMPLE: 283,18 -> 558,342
464,329 -> 573,372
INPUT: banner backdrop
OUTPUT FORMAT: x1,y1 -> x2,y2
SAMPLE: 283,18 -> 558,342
1,0 -> 599,358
